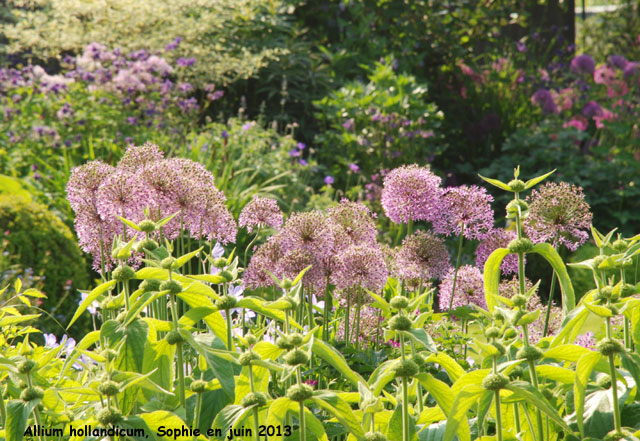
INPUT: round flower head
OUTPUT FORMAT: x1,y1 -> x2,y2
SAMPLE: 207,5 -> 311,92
243,236 -> 283,289
433,185 -> 494,240
96,169 -> 149,229
570,54 -> 596,75
336,305 -> 384,345
196,192 -> 237,244
74,210 -> 117,271
279,211 -> 334,260
608,55 -> 628,70
332,245 -> 388,293
475,229 -> 520,275
381,164 -> 443,224
117,142 -> 164,172
67,160 -> 115,214
531,89 -> 557,114
499,276 -> 561,343
239,197 -> 283,233
524,182 -> 592,251
438,265 -> 486,311
327,199 -> 377,247
137,160 -> 184,238
395,231 -> 450,281
279,248 -> 325,291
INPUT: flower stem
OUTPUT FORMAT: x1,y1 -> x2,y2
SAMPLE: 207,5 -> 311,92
400,333 -> 409,441
323,279 -> 330,341
448,225 -> 465,311
296,368 -> 306,441
542,270 -> 557,337
606,316 -> 622,433
225,308 -> 233,351
248,365 -> 260,441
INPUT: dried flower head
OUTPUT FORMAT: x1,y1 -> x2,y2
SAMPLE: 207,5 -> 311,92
239,197 -> 283,233
395,231 -> 450,281
438,265 -> 486,311
475,229 -> 520,275
381,165 -> 443,224
524,182 -> 592,251
433,185 -> 494,240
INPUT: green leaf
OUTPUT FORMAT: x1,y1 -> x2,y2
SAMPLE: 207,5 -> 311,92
536,365 -> 575,384
157,211 -> 179,227
505,381 -> 573,432
478,174 -> 512,191
140,411 -> 194,440
387,402 -> 416,441
116,215 -> 142,231
403,329 -> 437,352
584,301 -> 613,318
529,243 -> 575,313
6,399 -> 35,441
312,337 -> 367,387
177,291 -> 227,341
184,332 -> 236,399
443,385 -> 484,441
483,248 -> 511,311
312,391 -> 364,439
291,265 -> 312,287
67,280 -> 116,329
117,236 -> 138,260
57,331 -> 101,382
424,353 -> 466,383
550,306 -> 590,347
173,247 -> 203,270
211,405 -> 249,439
265,397 -> 298,441
524,169 -> 555,190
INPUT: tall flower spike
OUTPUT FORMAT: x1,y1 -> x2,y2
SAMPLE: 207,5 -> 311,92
475,229 -> 520,275
239,197 -> 284,233
433,185 -> 494,240
381,164 -> 443,224
395,230 -> 450,281
524,182 -> 592,251
438,265 -> 486,311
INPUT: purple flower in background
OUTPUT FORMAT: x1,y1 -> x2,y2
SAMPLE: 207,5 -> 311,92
570,54 -> 596,75
279,211 -> 334,260
221,130 -> 229,139
126,116 -> 137,125
342,118 -> 355,130
242,122 -> 252,131
438,265 -> 486,311
623,62 -> 640,79
117,142 -> 164,172
176,57 -> 196,67
324,175 -> 334,185
297,142 -> 306,150
239,197 -> 283,233
394,230 -> 450,281
288,149 -> 301,158
531,89 -> 558,114
524,182 -> 592,251
298,159 -> 308,166
43,333 -> 58,347
80,291 -> 99,315
516,41 -> 527,52
243,237 -> 283,288
349,163 -> 360,173
178,82 -> 193,93
433,185 -> 494,240
332,245 -> 388,292
327,199 -> 378,247
582,100 -> 603,118
608,55 -> 628,70
476,229 -> 520,275
381,164 -> 443,224
575,332 -> 596,349
165,37 -> 182,51
207,90 -> 224,101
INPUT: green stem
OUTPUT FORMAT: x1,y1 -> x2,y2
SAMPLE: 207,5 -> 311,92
355,292 -> 362,352
225,308 -> 233,351
323,279 -> 330,341
25,374 -> 45,441
494,391 -> 503,441
248,365 -> 260,441
400,333 -> 409,441
345,296 -> 351,346
448,226 -> 465,311
0,382 -> 6,429
176,344 -> 186,408
193,392 -> 203,441
542,270 -> 557,337
243,229 -> 260,269
296,368 -> 306,441
606,317 -> 622,433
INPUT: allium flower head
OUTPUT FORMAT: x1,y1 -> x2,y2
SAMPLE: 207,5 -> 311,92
332,245 -> 388,293
395,231 -> 450,281
279,248 -> 325,290
608,55 -> 628,70
96,169 -> 149,227
475,229 -> 520,275
117,142 -> 164,172
570,54 -> 596,75
196,190 -> 237,244
433,185 -> 494,240
279,211 -> 333,259
438,265 -> 486,311
524,182 -> 592,251
381,164 -> 443,224
243,237 -> 283,289
239,197 -> 283,233
67,160 -> 115,214
575,332 -> 596,349
327,199 -> 377,247
531,89 -> 558,114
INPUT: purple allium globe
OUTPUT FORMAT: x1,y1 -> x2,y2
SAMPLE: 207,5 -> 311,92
531,89 -> 558,114
327,199 -> 377,247
570,54 -> 596,75
395,231 -> 450,281
381,164 -> 443,224
433,185 -> 494,240
608,55 -> 628,70
243,237 -> 283,289
67,160 -> 116,214
279,248 -> 325,291
332,245 -> 388,293
239,197 -> 283,233
524,182 -> 592,251
116,142 -> 164,172
475,229 -> 520,275
96,169 -> 150,230
279,211 -> 334,260
438,265 -> 486,311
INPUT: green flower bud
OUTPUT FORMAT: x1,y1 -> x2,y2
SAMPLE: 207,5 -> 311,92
511,310 -> 525,327
190,380 -> 207,393
245,333 -> 258,346
97,408 -> 123,426
592,255 -> 607,268
507,238 -> 534,254
21,386 -> 44,402
288,333 -> 304,347
598,286 -> 614,301
213,258 -> 228,269
511,294 -> 527,308
111,245 -> 126,260
506,199 -> 529,216
482,373 -> 509,391
18,380 -> 28,389
282,279 -> 294,290
390,296 -> 410,310
596,338 -> 624,356
485,327 -> 501,339
140,279 -> 161,293
516,345 -> 543,361
112,265 -> 135,282
508,367 -> 524,380
138,220 -> 157,233
220,270 -> 235,282
388,315 -> 412,331
116,311 -> 127,323
135,238 -> 158,253
492,342 -> 506,355
493,311 -> 505,322
276,336 -> 292,350
17,359 -> 37,374
596,374 -> 611,389
166,329 -> 186,345
101,349 -> 118,362
621,283 -> 636,298
238,351 -> 261,366
215,295 -> 237,310
98,381 -> 120,396
363,432 -> 388,441
286,384 -> 313,402
603,429 -> 634,441
508,179 -> 526,192
241,392 -> 268,408
504,328 -> 517,339
608,305 -> 619,315
283,348 -> 309,366
161,257 -> 176,270
160,280 -> 183,295
392,359 -> 419,378
611,239 -> 628,253
410,354 -> 425,367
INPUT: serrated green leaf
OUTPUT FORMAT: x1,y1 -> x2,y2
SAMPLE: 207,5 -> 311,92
173,247 -> 203,270
444,384 -> 484,441
424,353 -> 466,383
312,391 -> 364,439
312,338 -> 367,387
